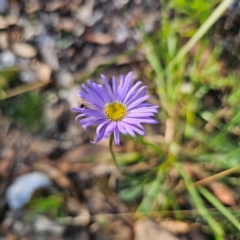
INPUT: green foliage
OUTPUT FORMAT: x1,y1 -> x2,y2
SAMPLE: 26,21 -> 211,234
170,0 -> 221,24
136,0 -> 240,238
1,91 -> 45,132
118,184 -> 143,202
0,67 -> 18,99
25,195 -> 64,220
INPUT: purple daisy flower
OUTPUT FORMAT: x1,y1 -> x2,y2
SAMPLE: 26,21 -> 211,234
72,72 -> 158,145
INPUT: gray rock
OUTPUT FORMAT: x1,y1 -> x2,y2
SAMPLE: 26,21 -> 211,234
57,69 -> 74,88
0,50 -> 16,68
59,86 -> 80,108
6,172 -> 51,209
86,9 -> 103,27
114,26 -> 130,44
114,0 -> 130,9
134,219 -> 180,240
33,215 -> 63,236
37,34 -> 60,71
0,0 -> 8,13
19,70 -> 37,83
12,42 -> 37,58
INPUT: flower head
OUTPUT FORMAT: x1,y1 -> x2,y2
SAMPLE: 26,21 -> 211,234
72,72 -> 158,145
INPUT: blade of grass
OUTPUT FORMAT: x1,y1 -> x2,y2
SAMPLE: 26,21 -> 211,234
199,186 -> 240,231
142,37 -> 167,105
137,153 -> 176,212
176,162 -> 225,239
137,170 -> 165,212
167,0 -> 234,71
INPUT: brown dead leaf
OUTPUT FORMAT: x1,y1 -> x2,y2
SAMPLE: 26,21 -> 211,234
188,229 -> 207,240
45,1 -> 68,11
84,32 -> 113,45
33,162 -> 71,188
134,219 -> 180,240
91,215 -> 132,240
0,226 -> 16,240
0,148 -> 15,178
157,219 -> 190,234
183,163 -> 237,206
209,182 -> 236,206
183,163 -> 208,180
57,143 -> 109,163
65,198 -> 90,226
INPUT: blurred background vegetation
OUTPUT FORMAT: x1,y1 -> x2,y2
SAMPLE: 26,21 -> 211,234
1,0 -> 240,239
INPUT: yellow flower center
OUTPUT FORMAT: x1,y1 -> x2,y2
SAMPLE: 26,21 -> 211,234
105,102 -> 127,121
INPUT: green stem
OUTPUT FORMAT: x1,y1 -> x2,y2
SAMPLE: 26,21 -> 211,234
109,134 -> 123,175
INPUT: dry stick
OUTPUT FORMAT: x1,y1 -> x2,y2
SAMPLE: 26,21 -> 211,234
57,205 -> 240,225
190,165 -> 240,187
0,80 -> 51,100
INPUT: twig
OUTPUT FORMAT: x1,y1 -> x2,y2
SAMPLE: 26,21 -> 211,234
0,80 -> 51,100
190,165 -> 240,187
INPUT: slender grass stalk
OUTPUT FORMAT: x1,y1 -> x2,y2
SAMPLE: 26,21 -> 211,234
177,162 -> 225,239
190,165 -> 240,187
199,187 -> 240,232
137,152 -> 176,212
137,171 -> 165,212
167,0 -> 234,71
0,80 -> 51,100
143,39 -> 167,106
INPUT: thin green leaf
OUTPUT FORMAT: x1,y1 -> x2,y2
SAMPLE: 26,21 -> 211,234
199,186 -> 240,231
176,162 -> 225,238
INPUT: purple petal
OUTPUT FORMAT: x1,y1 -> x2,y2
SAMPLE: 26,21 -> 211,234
122,119 -> 144,130
104,122 -> 116,138
123,123 -> 145,136
118,75 -> 124,95
71,107 -> 83,112
87,81 -> 107,103
112,76 -> 119,101
75,114 -> 85,121
128,117 -> 158,124
117,122 -> 128,134
82,84 -> 105,106
123,81 -> 142,103
88,81 -> 111,103
91,122 -> 110,143
127,95 -> 151,109
114,128 -> 120,145
101,74 -> 114,99
120,72 -> 132,100
96,120 -> 109,135
136,103 -> 159,108
97,84 -> 112,103
123,116 -> 158,125
78,92 -> 103,110
129,107 -> 158,113
124,85 -> 146,104
82,108 -> 105,118
80,117 -> 93,125
121,122 -> 136,139
126,87 -> 148,105
82,118 -> 107,131
127,112 -> 155,117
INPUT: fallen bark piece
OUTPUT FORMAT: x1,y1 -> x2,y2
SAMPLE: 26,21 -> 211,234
134,219 -> 180,240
